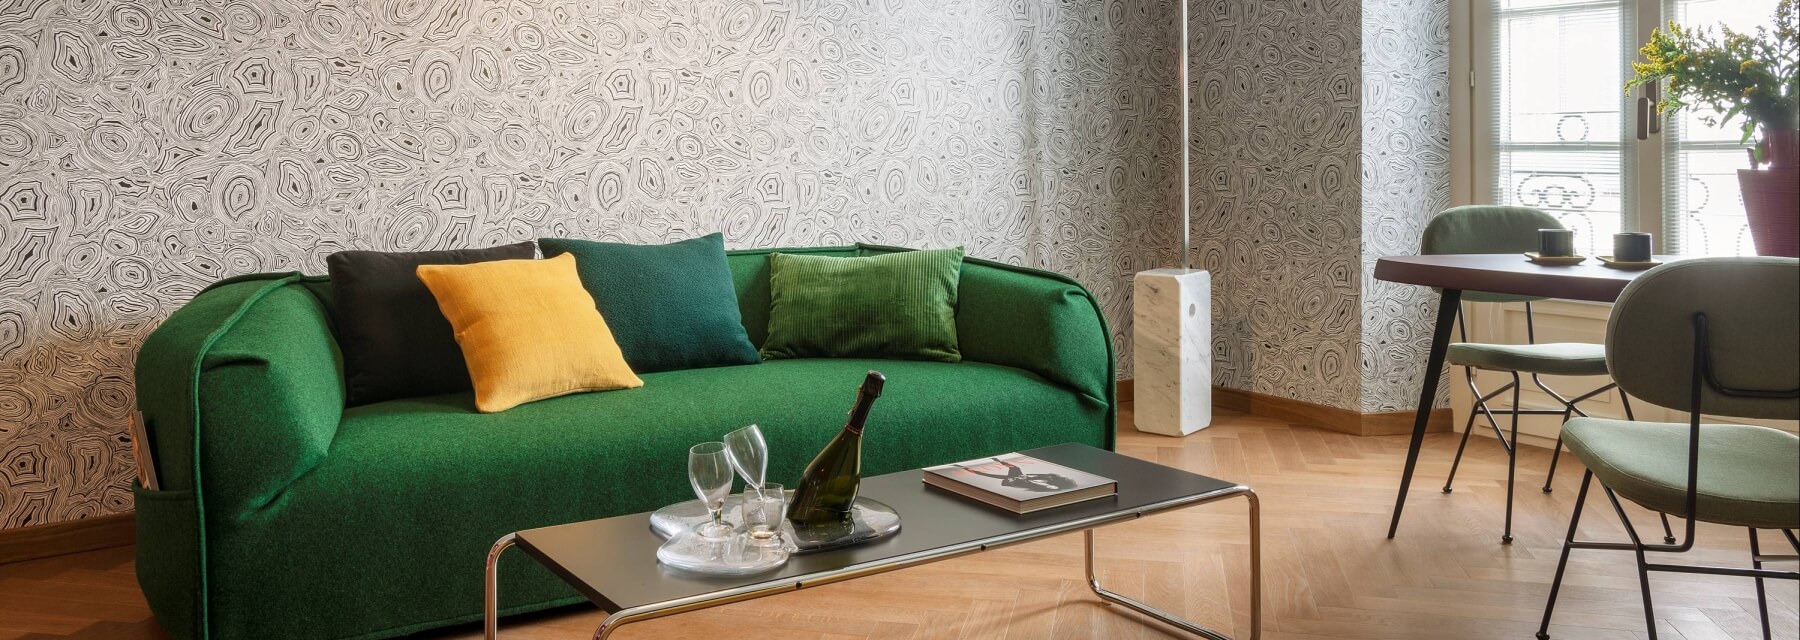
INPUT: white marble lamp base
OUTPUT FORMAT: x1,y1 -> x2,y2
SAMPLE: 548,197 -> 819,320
1132,269 -> 1211,437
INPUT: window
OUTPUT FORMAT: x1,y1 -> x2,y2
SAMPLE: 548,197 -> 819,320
1661,0 -> 1782,256
1473,0 -> 1780,256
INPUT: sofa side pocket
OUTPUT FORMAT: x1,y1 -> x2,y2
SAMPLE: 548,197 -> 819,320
133,484 -> 204,640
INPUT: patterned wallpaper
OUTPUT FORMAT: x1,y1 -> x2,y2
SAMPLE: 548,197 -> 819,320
1187,0 -> 1447,412
1189,0 -> 1367,409
1358,0 -> 1451,413
0,0 -> 1181,529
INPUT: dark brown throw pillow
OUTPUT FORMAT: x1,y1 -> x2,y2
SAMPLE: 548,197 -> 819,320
326,242 -> 537,406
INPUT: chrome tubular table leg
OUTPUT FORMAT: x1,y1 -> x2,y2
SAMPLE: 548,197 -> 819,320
1086,487 -> 1261,640
592,610 -> 640,640
500,486 -> 1262,639
485,533 -> 518,640
490,534 -> 656,640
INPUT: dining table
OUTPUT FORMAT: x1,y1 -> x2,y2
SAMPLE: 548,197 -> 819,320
1373,253 -> 1686,538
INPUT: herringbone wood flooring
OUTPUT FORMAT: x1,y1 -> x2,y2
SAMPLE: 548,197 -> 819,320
2,405 -> 1794,639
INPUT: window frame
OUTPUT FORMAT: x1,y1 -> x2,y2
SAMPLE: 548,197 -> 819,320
1463,0 -> 1657,250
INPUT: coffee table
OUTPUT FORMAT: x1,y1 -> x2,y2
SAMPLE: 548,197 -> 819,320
484,443 -> 1261,639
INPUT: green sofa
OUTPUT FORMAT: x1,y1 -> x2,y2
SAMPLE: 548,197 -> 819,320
132,244 -> 1115,640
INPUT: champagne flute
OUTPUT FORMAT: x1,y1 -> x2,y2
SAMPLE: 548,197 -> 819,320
688,442 -> 735,540
723,424 -> 768,500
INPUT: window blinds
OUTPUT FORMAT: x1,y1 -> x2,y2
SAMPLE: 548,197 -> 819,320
1487,0 -> 1634,258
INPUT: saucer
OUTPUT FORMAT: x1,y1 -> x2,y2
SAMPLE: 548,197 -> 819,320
1524,252 -> 1586,266
1598,256 -> 1661,270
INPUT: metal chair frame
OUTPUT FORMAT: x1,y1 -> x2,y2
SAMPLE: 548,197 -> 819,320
1441,300 -> 1651,544
1535,312 -> 1800,640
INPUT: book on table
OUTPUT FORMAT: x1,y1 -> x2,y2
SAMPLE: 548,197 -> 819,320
922,452 -> 1117,513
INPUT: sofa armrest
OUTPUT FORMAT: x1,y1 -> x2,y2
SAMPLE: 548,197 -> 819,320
135,273 -> 345,513
949,256 -> 1116,429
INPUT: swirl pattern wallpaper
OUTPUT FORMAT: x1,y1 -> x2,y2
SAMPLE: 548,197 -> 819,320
0,0 -> 1183,529
1358,0 -> 1451,413
1189,0 -> 1367,409
0,0 -> 1449,532
1188,0 -> 1448,413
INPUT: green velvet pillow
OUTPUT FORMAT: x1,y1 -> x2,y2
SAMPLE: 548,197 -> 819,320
537,234 -> 761,373
762,247 -> 964,362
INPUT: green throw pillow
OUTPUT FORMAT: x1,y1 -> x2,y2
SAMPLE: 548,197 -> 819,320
538,233 -> 761,373
762,247 -> 964,362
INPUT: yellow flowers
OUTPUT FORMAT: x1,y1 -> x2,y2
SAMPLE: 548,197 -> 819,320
1625,0 -> 1796,143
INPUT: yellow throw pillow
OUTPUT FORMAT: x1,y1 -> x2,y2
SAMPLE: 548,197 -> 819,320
416,253 -> 643,412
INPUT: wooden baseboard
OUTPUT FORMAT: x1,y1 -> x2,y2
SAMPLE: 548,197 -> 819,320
1118,379 -> 1451,437
0,513 -> 135,566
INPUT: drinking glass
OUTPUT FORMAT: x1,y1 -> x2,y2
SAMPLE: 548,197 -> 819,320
688,442 -> 735,539
742,482 -> 786,547
723,424 -> 768,498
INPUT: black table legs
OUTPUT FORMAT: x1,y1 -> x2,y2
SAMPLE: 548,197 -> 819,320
1388,288 -> 1462,539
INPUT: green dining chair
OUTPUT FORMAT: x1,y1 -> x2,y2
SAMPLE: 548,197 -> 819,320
1423,205 -> 1639,545
1535,256 -> 1799,640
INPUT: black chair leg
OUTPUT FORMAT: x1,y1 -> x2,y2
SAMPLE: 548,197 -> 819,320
1446,369 -> 1508,494
1540,379 -> 1622,494
1604,486 -> 1659,640
1443,407 -> 1480,493
1541,435 -> 1564,493
1659,513 -> 1677,545
1631,532 -> 1659,639
1537,469 -> 1595,640
1503,373 -> 1520,545
1750,528 -> 1771,640
1541,403 -> 1571,493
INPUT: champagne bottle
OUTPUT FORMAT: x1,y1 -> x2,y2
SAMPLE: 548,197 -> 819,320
787,370 -> 886,526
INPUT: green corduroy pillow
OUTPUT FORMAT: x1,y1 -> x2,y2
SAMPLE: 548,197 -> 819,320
538,233 -> 761,373
762,247 -> 965,362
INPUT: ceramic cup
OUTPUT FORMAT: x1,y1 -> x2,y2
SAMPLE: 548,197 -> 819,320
1614,232 -> 1653,262
1538,229 -> 1576,257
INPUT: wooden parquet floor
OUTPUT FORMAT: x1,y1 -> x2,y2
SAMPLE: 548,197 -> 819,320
2,405 -> 1794,639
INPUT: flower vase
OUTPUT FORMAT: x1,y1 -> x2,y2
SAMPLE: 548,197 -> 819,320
1739,129 -> 1800,258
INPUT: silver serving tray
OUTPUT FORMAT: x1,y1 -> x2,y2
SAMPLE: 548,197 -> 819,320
649,491 -> 900,553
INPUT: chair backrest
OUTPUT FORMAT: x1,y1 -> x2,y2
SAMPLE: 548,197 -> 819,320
1606,257 -> 1800,421
1422,205 -> 1565,303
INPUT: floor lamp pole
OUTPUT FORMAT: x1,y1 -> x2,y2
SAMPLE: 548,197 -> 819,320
1133,0 -> 1212,437
1180,0 -> 1190,272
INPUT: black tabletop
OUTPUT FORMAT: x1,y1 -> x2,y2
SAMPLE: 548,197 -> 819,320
513,442 -> 1240,612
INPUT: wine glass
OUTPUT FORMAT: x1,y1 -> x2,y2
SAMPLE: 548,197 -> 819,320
688,442 -> 735,540
723,424 -> 768,499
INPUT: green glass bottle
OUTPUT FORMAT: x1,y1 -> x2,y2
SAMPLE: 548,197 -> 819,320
787,370 -> 885,526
